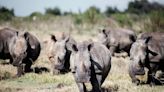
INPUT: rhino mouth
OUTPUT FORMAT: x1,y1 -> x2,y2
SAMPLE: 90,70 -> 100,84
133,67 -> 145,75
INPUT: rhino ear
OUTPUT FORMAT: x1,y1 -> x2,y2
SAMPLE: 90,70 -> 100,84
50,34 -> 57,42
88,43 -> 93,51
102,29 -> 108,37
64,36 -> 70,43
72,44 -> 78,52
24,31 -> 30,37
144,36 -> 152,44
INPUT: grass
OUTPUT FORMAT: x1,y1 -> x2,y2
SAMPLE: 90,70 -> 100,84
0,16 -> 164,92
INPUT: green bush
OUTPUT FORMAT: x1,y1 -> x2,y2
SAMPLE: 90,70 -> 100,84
83,6 -> 101,24
0,6 -> 15,21
45,7 -> 61,16
149,10 -> 164,31
105,7 -> 119,17
111,13 -> 133,27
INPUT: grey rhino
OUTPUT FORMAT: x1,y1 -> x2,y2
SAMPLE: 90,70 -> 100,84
48,33 -> 76,74
129,32 -> 164,85
70,41 -> 111,92
97,28 -> 136,56
0,28 -> 41,77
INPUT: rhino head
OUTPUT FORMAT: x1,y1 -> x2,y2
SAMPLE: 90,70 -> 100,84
97,28 -> 109,47
48,33 -> 72,74
9,31 -> 29,66
129,36 -> 152,85
70,41 -> 93,83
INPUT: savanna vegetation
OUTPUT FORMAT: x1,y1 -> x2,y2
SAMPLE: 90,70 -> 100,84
0,0 -> 164,92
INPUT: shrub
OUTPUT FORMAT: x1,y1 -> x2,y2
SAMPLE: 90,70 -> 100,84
83,6 -> 101,24
45,7 -> 61,16
111,13 -> 133,27
105,7 -> 119,17
0,6 -> 15,21
149,10 -> 164,31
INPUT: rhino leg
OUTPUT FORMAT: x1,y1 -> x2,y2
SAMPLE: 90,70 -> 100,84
9,58 -> 13,64
109,46 -> 116,56
147,70 -> 156,86
91,74 -> 102,92
129,68 -> 140,85
76,83 -> 87,92
24,61 -> 32,73
17,64 -> 25,77
147,63 -> 159,86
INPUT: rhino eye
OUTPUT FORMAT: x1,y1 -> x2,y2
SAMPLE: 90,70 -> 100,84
130,57 -> 133,60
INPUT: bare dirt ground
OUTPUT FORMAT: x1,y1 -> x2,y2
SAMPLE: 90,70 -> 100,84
0,29 -> 164,92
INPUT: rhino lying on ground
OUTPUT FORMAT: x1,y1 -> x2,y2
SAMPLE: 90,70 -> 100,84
0,28 -> 41,77
129,32 -> 164,85
48,33 -> 76,74
70,41 -> 111,92
97,28 -> 136,56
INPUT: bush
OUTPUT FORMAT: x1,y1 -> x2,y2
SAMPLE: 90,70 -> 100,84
111,13 -> 133,27
149,10 -> 164,31
105,7 -> 119,17
0,6 -> 15,21
126,0 -> 164,15
45,7 -> 61,16
83,6 -> 101,24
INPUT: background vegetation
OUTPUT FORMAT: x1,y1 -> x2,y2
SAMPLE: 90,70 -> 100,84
0,0 -> 163,33
0,0 -> 164,92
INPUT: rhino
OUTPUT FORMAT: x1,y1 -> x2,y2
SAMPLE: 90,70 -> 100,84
97,28 -> 136,56
0,28 -> 41,77
48,33 -> 76,74
70,41 -> 111,92
129,32 -> 164,85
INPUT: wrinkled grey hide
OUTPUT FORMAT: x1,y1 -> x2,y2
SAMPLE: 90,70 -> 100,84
129,32 -> 164,85
0,28 -> 41,77
70,41 -> 111,92
97,28 -> 136,56
48,33 -> 76,74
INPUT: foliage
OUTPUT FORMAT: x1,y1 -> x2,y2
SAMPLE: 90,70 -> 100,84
83,6 -> 101,24
149,10 -> 164,31
0,6 -> 15,21
30,12 -> 43,17
104,7 -> 119,17
126,0 -> 164,14
45,7 -> 61,16
111,13 -> 133,27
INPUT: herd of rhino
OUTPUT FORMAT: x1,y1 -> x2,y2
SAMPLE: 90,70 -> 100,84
0,27 -> 164,92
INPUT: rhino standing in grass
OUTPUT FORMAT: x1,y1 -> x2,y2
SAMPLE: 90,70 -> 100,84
97,28 -> 136,56
0,28 -> 41,77
48,33 -> 76,74
70,41 -> 111,92
129,32 -> 164,85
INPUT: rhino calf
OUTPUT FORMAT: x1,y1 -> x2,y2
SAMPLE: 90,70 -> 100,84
70,41 -> 111,92
129,32 -> 164,85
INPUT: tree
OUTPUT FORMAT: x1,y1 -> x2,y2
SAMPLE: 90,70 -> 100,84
83,6 -> 101,24
0,6 -> 15,21
126,0 -> 164,14
105,6 -> 119,16
45,7 -> 61,16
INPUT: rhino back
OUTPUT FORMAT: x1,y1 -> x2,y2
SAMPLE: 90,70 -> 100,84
26,33 -> 41,62
90,43 -> 111,75
109,29 -> 136,48
140,32 -> 164,62
0,28 -> 17,59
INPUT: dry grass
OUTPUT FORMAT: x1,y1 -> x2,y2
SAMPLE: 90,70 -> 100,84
0,17 -> 164,92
